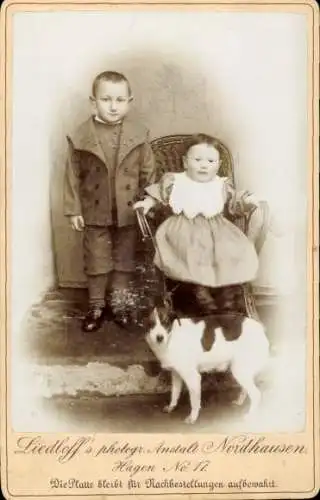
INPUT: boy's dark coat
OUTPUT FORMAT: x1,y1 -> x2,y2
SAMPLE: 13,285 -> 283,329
64,116 -> 155,227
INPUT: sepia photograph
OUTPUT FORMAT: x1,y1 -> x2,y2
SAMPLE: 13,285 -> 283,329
9,6 -> 310,436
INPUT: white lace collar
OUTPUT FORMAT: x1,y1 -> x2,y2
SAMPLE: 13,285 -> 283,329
169,172 -> 226,219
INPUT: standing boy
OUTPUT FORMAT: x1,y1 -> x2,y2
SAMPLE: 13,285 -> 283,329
64,71 -> 155,332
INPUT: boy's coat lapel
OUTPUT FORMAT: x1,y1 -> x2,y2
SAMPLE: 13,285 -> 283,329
69,115 -> 147,169
69,117 -> 106,165
117,115 -> 147,167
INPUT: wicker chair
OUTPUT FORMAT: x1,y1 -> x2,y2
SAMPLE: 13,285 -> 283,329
145,134 -> 270,320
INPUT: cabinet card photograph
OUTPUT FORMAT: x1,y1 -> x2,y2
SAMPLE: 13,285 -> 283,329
0,0 -> 319,498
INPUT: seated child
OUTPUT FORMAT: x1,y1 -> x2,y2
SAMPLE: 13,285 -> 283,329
134,133 -> 261,311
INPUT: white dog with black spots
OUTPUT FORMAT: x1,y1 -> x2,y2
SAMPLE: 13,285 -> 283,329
145,302 -> 270,424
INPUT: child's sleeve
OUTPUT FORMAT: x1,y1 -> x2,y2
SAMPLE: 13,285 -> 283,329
223,178 -> 260,216
63,137 -> 82,217
145,173 -> 175,205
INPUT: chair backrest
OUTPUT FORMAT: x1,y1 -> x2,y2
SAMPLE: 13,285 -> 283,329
150,134 -> 235,186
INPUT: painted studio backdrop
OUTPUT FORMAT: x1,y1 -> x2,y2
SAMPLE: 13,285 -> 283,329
11,10 -> 308,333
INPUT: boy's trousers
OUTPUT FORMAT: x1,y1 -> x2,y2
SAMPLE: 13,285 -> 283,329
83,224 -> 137,308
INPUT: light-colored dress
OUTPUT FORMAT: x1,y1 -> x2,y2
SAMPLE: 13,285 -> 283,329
145,172 -> 259,288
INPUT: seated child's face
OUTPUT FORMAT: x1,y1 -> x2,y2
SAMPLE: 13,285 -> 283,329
183,143 -> 220,183
91,79 -> 132,124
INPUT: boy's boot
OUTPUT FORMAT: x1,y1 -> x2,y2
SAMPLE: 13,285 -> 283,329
82,274 -> 111,332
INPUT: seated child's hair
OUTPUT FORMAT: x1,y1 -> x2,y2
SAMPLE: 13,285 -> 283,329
184,133 -> 222,156
92,71 -> 132,97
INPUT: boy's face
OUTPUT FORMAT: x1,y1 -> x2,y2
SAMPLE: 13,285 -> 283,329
91,80 -> 132,124
183,143 -> 221,183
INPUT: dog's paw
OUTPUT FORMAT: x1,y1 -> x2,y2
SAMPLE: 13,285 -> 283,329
233,391 -> 247,406
184,414 -> 197,425
163,404 -> 175,414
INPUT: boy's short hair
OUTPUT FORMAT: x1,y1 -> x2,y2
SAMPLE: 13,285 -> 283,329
92,71 -> 132,97
184,133 -> 221,156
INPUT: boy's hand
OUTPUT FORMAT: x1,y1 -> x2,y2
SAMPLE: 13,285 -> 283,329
69,215 -> 85,231
133,197 -> 156,215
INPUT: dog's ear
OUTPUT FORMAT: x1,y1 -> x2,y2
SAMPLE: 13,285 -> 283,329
163,295 -> 173,311
141,294 -> 159,324
140,305 -> 156,331
160,296 -> 178,331
153,294 -> 167,311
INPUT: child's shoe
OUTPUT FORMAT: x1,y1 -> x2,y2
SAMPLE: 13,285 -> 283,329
194,285 -> 218,315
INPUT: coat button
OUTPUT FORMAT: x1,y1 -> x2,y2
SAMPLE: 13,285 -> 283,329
95,200 -> 99,206
127,201 -> 132,206
126,184 -> 131,190
95,184 -> 99,190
